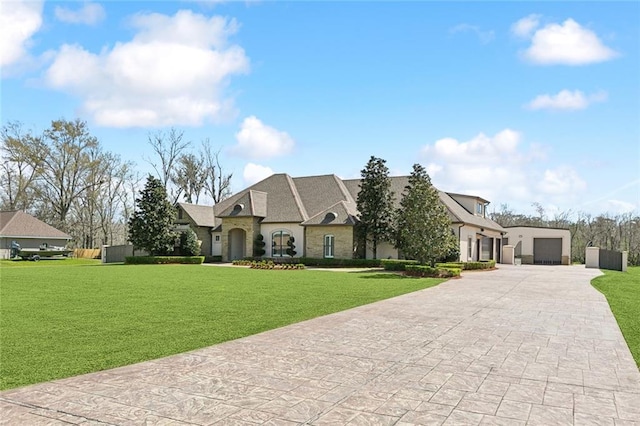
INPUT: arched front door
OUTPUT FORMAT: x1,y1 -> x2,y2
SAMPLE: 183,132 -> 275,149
228,228 -> 246,261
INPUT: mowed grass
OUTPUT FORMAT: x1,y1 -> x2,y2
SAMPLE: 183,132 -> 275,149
591,266 -> 640,368
0,263 -> 444,390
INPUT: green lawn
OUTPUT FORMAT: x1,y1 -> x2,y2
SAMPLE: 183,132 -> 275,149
591,266 -> 640,368
0,263 -> 444,390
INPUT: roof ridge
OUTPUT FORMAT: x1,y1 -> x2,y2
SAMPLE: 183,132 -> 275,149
333,175 -> 355,204
285,174 -> 309,221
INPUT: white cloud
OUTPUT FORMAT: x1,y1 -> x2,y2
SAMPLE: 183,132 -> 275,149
233,116 -> 295,159
243,163 -> 274,186
0,0 -> 43,67
54,2 -> 105,25
526,89 -> 608,111
450,24 -> 495,44
537,166 -> 587,195
43,10 -> 249,127
511,14 -> 540,38
601,200 -> 637,214
420,129 -> 588,209
519,18 -> 617,65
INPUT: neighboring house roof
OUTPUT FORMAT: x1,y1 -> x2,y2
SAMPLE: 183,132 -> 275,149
209,173 -> 504,232
177,203 -> 217,227
0,210 -> 72,240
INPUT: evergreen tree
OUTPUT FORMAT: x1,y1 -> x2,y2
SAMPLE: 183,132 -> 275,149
395,164 -> 457,266
356,156 -> 395,259
179,228 -> 200,256
254,234 -> 266,257
128,175 -> 177,255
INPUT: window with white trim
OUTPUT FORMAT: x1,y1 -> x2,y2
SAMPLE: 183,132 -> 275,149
324,234 -> 335,258
272,230 -> 291,257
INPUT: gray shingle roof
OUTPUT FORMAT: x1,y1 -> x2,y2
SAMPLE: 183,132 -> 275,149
302,201 -> 358,226
211,173 -> 504,232
0,210 -> 72,239
177,203 -> 216,227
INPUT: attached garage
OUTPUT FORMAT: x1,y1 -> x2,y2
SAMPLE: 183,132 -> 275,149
503,226 -> 571,265
533,238 -> 562,265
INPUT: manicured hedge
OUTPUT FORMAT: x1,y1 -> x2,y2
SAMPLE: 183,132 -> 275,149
405,265 -> 461,278
204,256 -> 223,263
125,256 -> 205,265
380,259 -> 419,271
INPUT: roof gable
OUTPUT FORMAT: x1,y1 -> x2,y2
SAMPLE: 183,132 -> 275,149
0,211 -> 72,239
177,203 -> 216,227
302,201 -> 358,226
293,174 -> 355,219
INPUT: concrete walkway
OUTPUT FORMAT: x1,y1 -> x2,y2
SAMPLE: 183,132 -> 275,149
2,265 -> 639,425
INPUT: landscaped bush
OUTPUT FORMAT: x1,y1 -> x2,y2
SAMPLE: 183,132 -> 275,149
380,259 -> 419,271
405,264 -> 461,278
249,260 -> 305,270
204,256 -> 223,263
179,229 -> 200,256
125,256 -> 205,265
461,260 -> 496,270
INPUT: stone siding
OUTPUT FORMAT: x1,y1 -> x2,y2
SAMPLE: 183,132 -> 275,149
305,226 -> 354,259
221,217 -> 261,261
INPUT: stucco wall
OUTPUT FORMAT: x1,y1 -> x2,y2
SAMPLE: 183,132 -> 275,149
365,241 -> 398,259
504,226 -> 571,265
259,223 -> 304,258
305,225 -> 354,259
458,225 -> 503,262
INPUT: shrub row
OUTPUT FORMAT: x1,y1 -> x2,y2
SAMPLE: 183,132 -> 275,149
204,255 -> 223,263
249,260 -> 305,270
404,265 -> 461,278
125,256 -> 205,265
455,260 -> 496,270
380,259 -> 419,271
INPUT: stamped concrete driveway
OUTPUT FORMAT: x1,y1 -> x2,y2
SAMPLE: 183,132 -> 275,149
2,265 -> 639,425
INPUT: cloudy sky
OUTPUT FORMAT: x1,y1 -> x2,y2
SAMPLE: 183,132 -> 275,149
2,1 -> 639,217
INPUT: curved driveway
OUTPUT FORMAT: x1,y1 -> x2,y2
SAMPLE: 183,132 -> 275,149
2,265 -> 639,425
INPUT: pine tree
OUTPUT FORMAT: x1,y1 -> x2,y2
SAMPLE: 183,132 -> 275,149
395,164 -> 457,266
128,175 -> 177,255
356,156 -> 395,259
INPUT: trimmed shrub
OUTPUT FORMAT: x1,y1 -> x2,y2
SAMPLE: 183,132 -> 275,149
204,256 -> 223,263
125,256 -> 205,265
254,234 -> 266,257
380,259 -> 419,271
286,236 -> 297,257
405,264 -> 461,278
461,260 -> 496,270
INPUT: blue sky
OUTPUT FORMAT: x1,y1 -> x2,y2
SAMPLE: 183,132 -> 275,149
2,1 -> 639,218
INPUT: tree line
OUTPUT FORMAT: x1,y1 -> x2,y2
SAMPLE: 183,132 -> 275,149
0,119 -> 232,249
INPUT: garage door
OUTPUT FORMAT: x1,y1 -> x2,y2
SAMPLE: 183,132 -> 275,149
533,238 -> 562,265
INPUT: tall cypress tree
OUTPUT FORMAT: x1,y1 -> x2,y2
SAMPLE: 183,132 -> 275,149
128,175 -> 177,255
356,156 -> 394,259
396,164 -> 456,266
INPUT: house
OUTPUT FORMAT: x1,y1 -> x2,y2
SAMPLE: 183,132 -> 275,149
174,203 -> 219,257
0,210 -> 72,259
208,173 -> 507,263
503,226 -> 571,265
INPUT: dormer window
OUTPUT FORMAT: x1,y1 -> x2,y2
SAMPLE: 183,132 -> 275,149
476,202 -> 484,216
